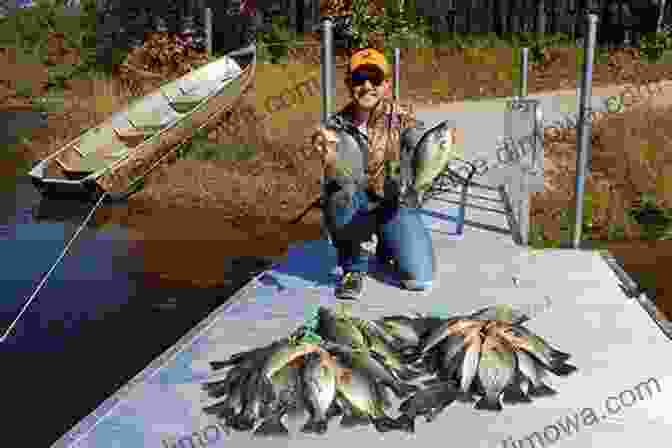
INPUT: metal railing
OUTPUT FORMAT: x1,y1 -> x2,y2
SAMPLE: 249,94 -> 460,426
502,14 -> 598,248
573,14 -> 599,248
501,47 -> 545,247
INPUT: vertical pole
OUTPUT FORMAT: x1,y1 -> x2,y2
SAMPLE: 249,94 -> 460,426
518,172 -> 530,245
320,17 -> 334,125
573,13 -> 598,249
520,47 -> 528,97
205,7 -> 213,56
393,48 -> 401,101
658,0 -> 668,33
536,0 -> 546,36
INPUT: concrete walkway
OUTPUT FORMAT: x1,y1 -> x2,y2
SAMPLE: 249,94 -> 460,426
52,90 -> 672,448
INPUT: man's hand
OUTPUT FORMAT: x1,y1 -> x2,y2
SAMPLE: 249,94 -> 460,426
312,126 -> 339,174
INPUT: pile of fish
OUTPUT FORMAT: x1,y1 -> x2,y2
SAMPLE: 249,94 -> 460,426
201,304 -> 577,436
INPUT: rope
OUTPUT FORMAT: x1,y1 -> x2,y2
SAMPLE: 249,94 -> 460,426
0,192 -> 109,343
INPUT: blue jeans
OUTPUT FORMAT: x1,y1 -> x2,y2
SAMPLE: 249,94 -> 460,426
324,190 -> 436,290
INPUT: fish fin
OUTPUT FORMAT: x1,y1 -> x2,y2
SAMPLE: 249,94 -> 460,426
301,419 -> 329,435
260,377 -> 276,403
400,348 -> 423,364
421,378 -> 444,387
424,404 -> 451,422
340,413 -> 371,428
455,391 -> 476,403
393,414 -> 415,433
368,349 -> 388,364
397,367 -> 426,381
253,416 -> 289,437
529,382 -> 557,397
474,396 -> 503,412
210,360 -> 237,370
374,384 -> 394,410
546,362 -> 578,377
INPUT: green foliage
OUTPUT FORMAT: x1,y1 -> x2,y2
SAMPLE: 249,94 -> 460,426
639,32 -> 672,62
0,0 -> 127,80
529,193 -> 597,249
176,128 -> 257,162
257,15 -> 301,64
627,192 -> 672,240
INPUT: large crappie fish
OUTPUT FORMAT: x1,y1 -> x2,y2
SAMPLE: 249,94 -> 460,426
404,120 -> 460,206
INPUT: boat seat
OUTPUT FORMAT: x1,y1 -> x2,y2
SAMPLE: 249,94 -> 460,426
113,127 -> 155,148
58,124 -> 131,174
177,58 -> 242,99
169,95 -> 206,114
160,82 -> 186,103
125,91 -> 184,131
64,150 -> 127,175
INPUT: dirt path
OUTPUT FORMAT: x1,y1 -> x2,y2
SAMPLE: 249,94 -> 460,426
413,79 -> 672,114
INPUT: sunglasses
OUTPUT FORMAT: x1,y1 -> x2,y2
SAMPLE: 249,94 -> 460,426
350,69 -> 385,87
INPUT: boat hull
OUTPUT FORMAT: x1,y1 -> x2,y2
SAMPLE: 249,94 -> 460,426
28,44 -> 256,202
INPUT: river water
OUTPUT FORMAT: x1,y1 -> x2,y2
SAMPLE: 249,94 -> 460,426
0,109 -> 282,447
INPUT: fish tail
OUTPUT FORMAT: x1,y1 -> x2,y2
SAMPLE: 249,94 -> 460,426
340,414 -> 371,428
474,395 -> 503,412
393,414 -> 416,433
547,362 -> 577,377
455,390 -> 476,403
424,406 -> 445,422
301,418 -> 329,435
229,412 -> 256,431
529,382 -> 557,397
326,400 -> 343,419
550,349 -> 572,363
372,415 -> 406,433
202,402 -> 234,419
253,417 -> 289,437
502,385 -> 532,404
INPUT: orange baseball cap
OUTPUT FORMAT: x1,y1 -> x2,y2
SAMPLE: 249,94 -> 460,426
350,49 -> 389,76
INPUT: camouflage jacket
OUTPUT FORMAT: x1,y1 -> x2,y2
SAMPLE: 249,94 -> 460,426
314,98 -> 427,205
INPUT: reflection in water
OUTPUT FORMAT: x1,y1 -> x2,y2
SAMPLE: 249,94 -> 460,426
0,176 -> 283,447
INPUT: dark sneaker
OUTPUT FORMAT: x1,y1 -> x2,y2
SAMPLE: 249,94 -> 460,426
335,271 -> 365,300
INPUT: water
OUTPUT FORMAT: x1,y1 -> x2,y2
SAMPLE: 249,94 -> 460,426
0,110 -> 279,447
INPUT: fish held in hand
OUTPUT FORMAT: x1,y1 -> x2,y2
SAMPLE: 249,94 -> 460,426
412,120 -> 458,199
